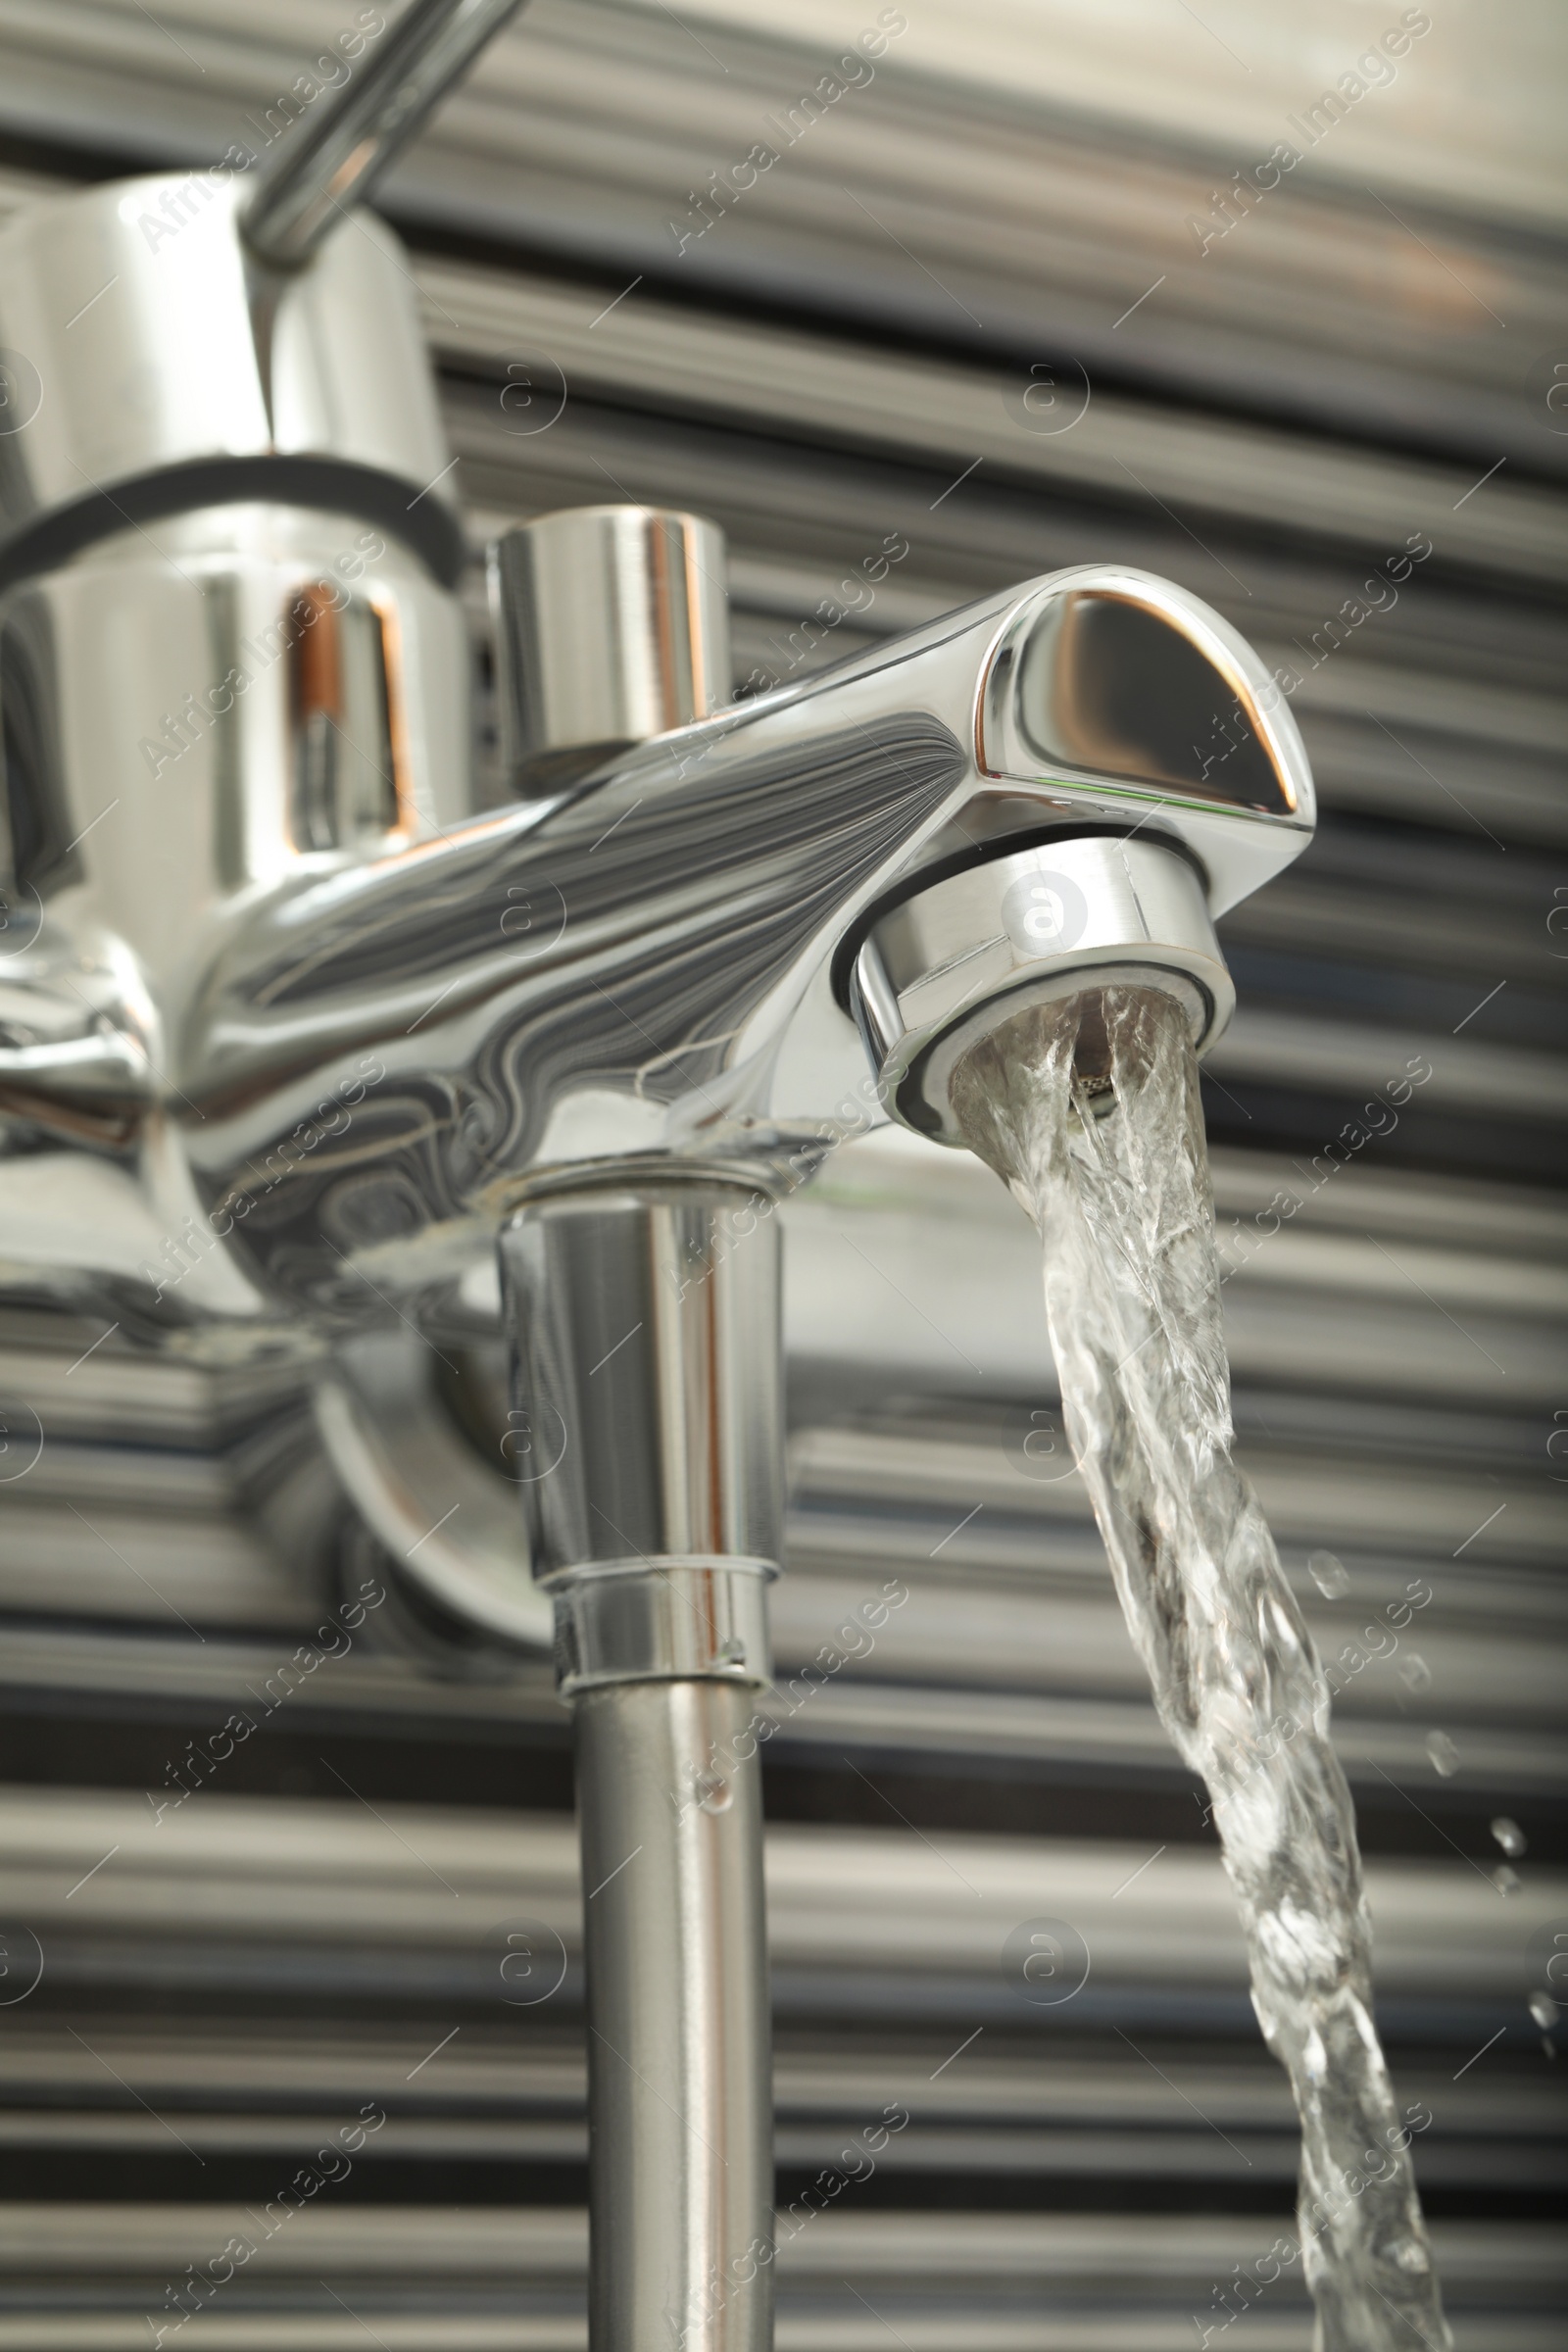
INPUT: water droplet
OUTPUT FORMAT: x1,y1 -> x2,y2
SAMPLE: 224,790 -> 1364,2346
1491,1816 -> 1527,1857
1308,1550 -> 1350,1598
1529,1992 -> 1559,2031
1397,1653 -> 1432,1692
1391,2237 -> 1429,2275
1425,1730 -> 1460,1777
1492,1864 -> 1521,1896
694,1771 -> 732,1813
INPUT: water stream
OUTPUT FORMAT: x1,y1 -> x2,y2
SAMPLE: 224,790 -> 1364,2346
951,984 -> 1450,2352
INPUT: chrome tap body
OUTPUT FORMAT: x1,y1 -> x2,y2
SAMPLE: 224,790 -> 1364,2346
0,26 -> 1314,2344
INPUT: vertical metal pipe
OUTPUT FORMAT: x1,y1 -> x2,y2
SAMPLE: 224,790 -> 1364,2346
576,1678 -> 772,2352
500,1176 -> 782,2348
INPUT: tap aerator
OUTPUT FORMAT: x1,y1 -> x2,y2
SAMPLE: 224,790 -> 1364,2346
840,565 -> 1313,1143
848,832 -> 1235,1142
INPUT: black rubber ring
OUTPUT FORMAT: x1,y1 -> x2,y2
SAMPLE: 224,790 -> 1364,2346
0,453 -> 468,594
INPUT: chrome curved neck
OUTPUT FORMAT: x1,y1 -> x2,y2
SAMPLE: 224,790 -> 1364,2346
2,557 -> 1311,1347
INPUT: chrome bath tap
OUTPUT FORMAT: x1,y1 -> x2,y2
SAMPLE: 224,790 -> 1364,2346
0,6 -> 1315,2345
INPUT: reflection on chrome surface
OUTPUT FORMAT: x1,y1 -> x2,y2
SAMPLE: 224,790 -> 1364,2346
0,532 -> 1312,1355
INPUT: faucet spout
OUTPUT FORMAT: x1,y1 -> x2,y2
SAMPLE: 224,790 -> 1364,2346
1,503 -> 1312,1350
176,560 -> 1311,1328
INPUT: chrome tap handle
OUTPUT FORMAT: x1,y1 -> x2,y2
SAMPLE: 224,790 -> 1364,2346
242,0 -> 530,270
490,506 -> 733,791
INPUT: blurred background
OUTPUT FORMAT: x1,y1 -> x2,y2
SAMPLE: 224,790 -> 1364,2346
0,0 -> 1563,2342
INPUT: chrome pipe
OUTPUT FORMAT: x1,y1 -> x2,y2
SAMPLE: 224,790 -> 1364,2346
576,1678 -> 772,2352
242,0 -> 530,270
500,1179 -> 782,2342
498,1178 -> 783,1626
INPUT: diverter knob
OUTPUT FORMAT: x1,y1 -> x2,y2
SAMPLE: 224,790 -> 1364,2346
489,504 -> 731,792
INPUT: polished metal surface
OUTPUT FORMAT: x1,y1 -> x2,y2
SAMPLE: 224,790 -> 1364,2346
981,570 -> 1309,819
314,1328 -> 553,1652
0,181 -> 459,585
575,1681 -> 772,2352
0,0 -> 525,576
504,1178 -> 780,2341
500,1181 -> 784,1588
0,500 -> 472,1349
241,0 -> 531,272
499,1180 -> 781,1690
491,504 -> 733,789
551,1559 -> 772,1697
0,532 -> 1312,1356
851,835 -> 1234,1144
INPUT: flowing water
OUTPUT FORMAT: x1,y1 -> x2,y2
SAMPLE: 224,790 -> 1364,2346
952,984 -> 1450,2352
